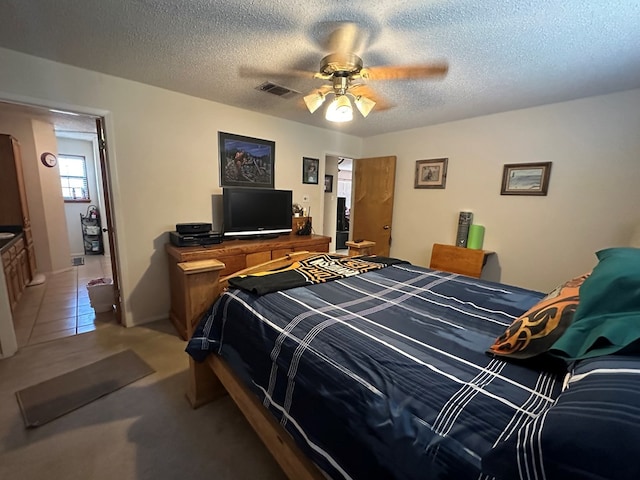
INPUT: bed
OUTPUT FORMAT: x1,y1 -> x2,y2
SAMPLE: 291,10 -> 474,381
184,249 -> 640,480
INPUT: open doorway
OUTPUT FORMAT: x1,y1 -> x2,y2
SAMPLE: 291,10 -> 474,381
55,131 -> 109,259
336,158 -> 353,253
323,155 -> 353,254
0,99 -> 121,350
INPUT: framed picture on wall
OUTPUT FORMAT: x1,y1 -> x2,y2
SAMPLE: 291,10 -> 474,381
218,131 -> 275,188
302,157 -> 319,184
501,162 -> 552,195
415,158 -> 448,189
324,174 -> 333,192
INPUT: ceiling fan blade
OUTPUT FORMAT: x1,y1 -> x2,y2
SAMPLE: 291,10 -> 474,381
239,66 -> 317,80
361,62 -> 449,81
348,84 -> 394,112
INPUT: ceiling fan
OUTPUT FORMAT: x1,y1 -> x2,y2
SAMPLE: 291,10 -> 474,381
241,23 -> 449,122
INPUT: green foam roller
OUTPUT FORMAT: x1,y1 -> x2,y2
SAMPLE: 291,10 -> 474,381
467,224 -> 485,250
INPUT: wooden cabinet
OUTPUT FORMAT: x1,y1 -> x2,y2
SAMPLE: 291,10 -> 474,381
1,234 -> 29,311
166,234 -> 331,339
0,134 -> 37,282
429,243 -> 494,279
18,247 -> 29,289
1,248 -> 15,310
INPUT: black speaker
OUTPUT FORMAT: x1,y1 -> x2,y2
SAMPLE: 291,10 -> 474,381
211,194 -> 224,233
336,197 -> 347,231
176,223 -> 212,234
456,211 -> 473,247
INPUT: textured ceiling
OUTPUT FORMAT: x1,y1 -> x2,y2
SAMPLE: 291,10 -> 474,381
0,0 -> 639,138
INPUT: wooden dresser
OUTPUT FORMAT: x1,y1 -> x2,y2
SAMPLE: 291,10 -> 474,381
166,233 -> 331,339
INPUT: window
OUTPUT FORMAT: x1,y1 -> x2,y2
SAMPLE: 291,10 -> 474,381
59,154 -> 90,201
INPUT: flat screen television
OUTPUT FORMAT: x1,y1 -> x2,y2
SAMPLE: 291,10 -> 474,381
222,187 -> 292,238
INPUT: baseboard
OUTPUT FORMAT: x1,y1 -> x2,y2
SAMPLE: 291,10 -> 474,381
126,314 -> 170,329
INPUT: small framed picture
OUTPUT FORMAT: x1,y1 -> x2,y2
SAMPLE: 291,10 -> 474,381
415,158 -> 448,189
501,162 -> 552,196
302,157 -> 319,184
324,174 -> 333,192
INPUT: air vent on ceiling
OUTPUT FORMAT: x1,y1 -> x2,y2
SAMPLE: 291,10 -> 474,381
255,82 -> 300,99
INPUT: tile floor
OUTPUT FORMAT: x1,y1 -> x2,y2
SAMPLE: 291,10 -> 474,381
12,255 -> 117,347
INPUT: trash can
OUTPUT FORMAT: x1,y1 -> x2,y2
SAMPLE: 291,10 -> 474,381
87,278 -> 114,313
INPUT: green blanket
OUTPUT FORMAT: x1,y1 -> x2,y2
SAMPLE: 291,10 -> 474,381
550,247 -> 640,360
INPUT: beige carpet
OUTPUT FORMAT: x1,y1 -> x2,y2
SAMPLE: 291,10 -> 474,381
0,320 -> 286,480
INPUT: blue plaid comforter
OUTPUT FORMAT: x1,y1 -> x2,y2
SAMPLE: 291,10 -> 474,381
187,263 -> 565,479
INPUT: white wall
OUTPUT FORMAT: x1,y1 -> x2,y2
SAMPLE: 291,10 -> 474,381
31,119 -> 71,271
364,89 -> 640,292
337,165 -> 352,210
0,47 -> 363,326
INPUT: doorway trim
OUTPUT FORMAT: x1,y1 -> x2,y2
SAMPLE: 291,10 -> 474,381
321,150 -> 359,251
0,91 -> 127,326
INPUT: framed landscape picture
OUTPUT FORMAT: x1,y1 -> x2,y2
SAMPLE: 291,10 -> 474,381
501,162 -> 552,196
218,131 -> 275,188
415,158 -> 448,189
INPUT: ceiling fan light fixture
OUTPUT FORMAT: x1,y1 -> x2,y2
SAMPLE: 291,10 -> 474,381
325,95 -> 353,123
303,90 -> 326,113
353,95 -> 376,117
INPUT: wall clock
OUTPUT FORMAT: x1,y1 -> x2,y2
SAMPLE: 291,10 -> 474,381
40,152 -> 57,168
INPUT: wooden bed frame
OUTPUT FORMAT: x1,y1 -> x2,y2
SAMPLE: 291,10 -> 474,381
182,252 -> 327,480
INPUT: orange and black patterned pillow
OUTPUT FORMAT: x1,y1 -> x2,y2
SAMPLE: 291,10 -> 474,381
487,273 -> 590,359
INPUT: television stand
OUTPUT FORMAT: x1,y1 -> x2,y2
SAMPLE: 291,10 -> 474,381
165,233 -> 331,339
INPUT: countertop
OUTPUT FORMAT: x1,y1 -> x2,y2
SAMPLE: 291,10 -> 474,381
0,226 -> 23,252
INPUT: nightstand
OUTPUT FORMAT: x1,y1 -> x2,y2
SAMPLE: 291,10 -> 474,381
429,243 -> 494,278
345,240 -> 376,256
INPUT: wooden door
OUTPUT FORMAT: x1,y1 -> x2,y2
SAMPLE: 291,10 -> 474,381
12,138 -> 36,280
0,135 -> 23,226
351,156 -> 396,257
95,118 -> 123,325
